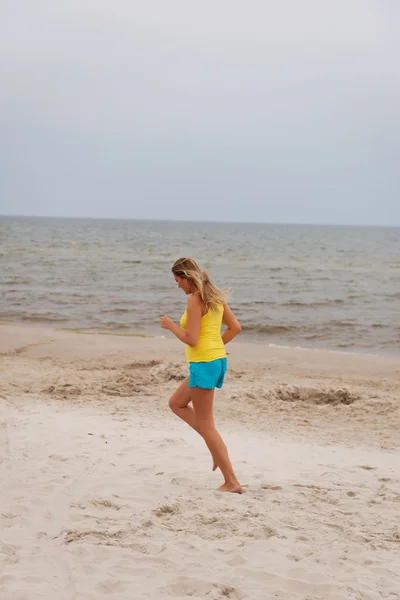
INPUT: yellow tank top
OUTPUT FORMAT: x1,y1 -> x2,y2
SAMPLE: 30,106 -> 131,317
180,303 -> 227,363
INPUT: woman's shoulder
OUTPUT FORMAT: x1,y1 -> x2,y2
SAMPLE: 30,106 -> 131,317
188,293 -> 202,304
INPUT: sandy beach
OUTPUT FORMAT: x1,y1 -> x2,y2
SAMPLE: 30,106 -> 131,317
1,324 -> 399,600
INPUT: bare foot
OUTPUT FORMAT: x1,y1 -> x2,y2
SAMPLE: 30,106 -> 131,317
218,482 -> 242,494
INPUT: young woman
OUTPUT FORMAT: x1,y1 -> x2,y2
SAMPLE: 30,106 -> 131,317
160,257 -> 242,494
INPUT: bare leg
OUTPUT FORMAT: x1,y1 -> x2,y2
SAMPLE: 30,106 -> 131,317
191,386 -> 242,493
169,378 -> 218,470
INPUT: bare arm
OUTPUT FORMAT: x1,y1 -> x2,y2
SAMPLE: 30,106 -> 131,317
221,303 -> 242,345
160,295 -> 201,347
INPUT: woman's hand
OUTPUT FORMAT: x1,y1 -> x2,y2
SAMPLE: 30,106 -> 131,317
160,297 -> 200,347
160,316 -> 174,330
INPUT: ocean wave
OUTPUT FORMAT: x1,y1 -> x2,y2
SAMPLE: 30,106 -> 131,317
0,313 -> 68,324
100,308 -> 132,314
239,300 -> 276,307
326,320 -> 358,328
281,299 -> 345,307
0,280 -> 33,285
122,260 -> 142,264
241,320 -> 361,336
241,324 -> 295,334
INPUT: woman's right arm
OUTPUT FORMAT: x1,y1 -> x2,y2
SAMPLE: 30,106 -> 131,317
221,303 -> 242,345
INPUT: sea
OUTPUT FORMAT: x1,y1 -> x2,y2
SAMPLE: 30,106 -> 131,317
1,216 -> 399,355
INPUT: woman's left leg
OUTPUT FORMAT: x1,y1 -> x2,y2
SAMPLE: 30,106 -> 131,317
169,378 -> 219,470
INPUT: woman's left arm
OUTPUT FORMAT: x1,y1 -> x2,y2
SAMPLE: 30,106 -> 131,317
160,295 -> 201,347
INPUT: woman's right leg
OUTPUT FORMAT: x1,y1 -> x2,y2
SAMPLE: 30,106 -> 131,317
191,386 -> 241,493
169,378 -> 218,470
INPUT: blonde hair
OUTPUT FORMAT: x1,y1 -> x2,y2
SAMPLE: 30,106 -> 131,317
171,257 -> 228,312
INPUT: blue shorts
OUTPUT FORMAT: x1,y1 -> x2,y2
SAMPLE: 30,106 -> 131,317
188,358 -> 227,390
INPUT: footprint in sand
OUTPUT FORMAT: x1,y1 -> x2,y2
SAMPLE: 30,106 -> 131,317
260,484 -> 282,491
153,504 -> 179,517
163,578 -> 243,599
89,498 -> 122,511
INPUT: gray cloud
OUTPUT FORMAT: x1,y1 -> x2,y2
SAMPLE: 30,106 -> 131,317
1,0 -> 399,224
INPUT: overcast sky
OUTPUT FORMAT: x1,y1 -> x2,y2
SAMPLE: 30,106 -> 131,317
1,1 -> 399,225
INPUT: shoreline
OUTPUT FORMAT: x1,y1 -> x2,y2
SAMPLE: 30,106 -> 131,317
1,318 -> 399,360
1,323 -> 399,393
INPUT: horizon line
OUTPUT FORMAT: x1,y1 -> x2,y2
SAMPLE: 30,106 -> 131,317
0,213 -> 399,228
